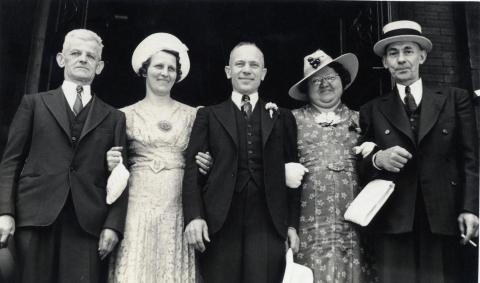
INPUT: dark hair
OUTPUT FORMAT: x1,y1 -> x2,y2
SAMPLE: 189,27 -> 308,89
299,61 -> 351,94
138,49 -> 183,83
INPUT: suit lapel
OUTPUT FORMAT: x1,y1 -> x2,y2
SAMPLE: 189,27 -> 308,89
260,99 -> 278,147
212,100 -> 238,147
378,89 -> 416,146
41,87 -> 71,138
418,87 -> 447,144
79,96 -> 111,141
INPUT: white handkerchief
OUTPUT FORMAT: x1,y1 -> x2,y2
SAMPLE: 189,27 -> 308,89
285,162 -> 309,189
282,249 -> 314,283
106,157 -> 130,205
344,179 -> 395,226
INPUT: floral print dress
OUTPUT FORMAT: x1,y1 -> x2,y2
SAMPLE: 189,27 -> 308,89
292,103 -> 377,283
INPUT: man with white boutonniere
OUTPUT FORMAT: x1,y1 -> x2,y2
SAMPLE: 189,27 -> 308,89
182,42 -> 304,283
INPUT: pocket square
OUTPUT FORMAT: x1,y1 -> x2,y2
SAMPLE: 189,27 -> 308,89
344,179 -> 395,226
106,157 -> 130,205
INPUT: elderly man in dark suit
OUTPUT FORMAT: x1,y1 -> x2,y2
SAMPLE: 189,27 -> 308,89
0,29 -> 128,283
359,20 -> 479,282
182,42 -> 301,283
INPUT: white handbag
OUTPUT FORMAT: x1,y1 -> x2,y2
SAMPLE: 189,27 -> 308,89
344,179 -> 395,226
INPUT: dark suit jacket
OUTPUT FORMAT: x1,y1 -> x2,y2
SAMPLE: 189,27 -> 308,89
359,86 -> 479,236
0,87 -> 128,237
182,99 -> 300,239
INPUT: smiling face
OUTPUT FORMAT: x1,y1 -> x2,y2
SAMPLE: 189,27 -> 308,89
307,66 -> 343,110
56,37 -> 104,85
145,51 -> 178,96
225,44 -> 267,95
383,41 -> 426,86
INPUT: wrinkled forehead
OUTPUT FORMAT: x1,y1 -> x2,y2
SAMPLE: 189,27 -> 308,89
229,45 -> 265,66
385,41 -> 422,53
63,37 -> 103,57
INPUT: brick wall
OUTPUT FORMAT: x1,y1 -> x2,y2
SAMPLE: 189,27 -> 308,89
465,3 -> 480,91
396,2 -> 470,89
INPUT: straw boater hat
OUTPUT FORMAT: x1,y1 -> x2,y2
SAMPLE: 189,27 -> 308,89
288,50 -> 358,101
373,20 -> 432,56
131,33 -> 190,82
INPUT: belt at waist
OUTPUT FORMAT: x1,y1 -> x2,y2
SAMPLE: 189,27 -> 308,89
130,158 -> 185,173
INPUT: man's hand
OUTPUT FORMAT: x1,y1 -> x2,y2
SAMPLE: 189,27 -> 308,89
98,228 -> 119,260
374,146 -> 412,172
195,152 -> 213,175
353,142 -> 377,158
285,162 -> 309,189
106,146 -> 123,172
287,227 -> 300,253
0,215 -> 14,249
458,212 -> 479,245
185,219 -> 210,252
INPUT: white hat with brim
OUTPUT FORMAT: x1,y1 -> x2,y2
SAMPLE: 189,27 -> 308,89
373,20 -> 432,56
131,33 -> 190,82
288,50 -> 358,102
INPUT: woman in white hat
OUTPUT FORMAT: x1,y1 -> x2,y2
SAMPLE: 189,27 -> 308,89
107,33 -> 197,282
289,50 -> 377,282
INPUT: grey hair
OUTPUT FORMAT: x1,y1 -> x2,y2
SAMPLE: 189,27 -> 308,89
62,29 -> 104,56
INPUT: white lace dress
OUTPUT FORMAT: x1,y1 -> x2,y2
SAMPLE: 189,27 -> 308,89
108,100 -> 197,283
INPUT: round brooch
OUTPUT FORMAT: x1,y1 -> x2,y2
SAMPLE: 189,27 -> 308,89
158,120 -> 172,131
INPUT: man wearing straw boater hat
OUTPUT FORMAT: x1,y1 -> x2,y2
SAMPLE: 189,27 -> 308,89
358,20 -> 478,282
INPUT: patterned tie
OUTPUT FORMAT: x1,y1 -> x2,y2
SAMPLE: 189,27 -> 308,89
241,94 -> 252,120
404,85 -> 417,114
73,85 -> 84,116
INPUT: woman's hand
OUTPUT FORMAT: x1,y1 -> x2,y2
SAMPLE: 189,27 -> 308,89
196,152 -> 213,175
353,142 -> 377,158
106,146 -> 123,171
287,227 -> 300,253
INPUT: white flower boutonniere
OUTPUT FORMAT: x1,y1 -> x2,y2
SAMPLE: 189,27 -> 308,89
265,102 -> 279,118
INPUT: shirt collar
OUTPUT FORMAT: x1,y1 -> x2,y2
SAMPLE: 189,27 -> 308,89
396,78 -> 423,106
61,80 -> 92,109
231,91 -> 259,110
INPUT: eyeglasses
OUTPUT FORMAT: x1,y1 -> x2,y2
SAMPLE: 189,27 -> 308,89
311,75 -> 339,85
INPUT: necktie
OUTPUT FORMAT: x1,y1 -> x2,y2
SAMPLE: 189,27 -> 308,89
73,85 -> 84,116
404,85 -> 417,114
241,94 -> 252,120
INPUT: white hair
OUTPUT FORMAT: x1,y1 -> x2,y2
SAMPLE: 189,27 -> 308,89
62,29 -> 104,56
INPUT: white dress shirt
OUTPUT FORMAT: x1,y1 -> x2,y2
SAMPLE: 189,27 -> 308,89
61,80 -> 92,112
396,78 -> 423,106
231,91 -> 259,111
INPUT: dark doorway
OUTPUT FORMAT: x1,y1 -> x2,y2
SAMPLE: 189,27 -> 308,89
41,0 -> 385,111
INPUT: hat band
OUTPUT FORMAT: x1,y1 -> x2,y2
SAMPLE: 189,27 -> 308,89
381,28 -> 422,40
